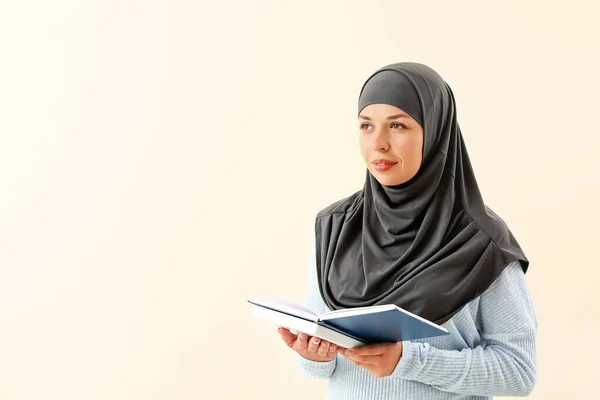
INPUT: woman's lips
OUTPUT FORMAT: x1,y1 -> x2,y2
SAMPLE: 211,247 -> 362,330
372,159 -> 398,172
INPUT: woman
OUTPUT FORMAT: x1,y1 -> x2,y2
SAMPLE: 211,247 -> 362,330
278,62 -> 537,399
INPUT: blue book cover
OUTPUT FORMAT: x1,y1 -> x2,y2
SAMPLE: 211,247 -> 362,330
248,296 -> 448,345
318,305 -> 449,343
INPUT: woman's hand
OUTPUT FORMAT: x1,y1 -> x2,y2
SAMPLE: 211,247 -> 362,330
338,342 -> 403,378
278,327 -> 340,362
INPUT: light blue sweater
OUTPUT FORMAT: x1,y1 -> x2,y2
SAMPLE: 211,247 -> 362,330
294,252 -> 538,399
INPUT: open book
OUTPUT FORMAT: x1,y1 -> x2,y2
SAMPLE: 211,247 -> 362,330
248,295 -> 449,349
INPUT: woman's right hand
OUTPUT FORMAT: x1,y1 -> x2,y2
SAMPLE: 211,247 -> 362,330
278,327 -> 340,362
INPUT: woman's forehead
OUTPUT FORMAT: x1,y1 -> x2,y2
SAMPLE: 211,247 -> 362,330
358,104 -> 420,125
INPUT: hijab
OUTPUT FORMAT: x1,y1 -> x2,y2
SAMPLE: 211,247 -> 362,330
315,62 -> 528,325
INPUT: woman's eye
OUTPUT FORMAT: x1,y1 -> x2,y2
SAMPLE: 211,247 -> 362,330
360,123 -> 371,130
391,122 -> 405,129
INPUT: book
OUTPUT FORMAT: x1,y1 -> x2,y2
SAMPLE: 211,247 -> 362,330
248,295 -> 449,349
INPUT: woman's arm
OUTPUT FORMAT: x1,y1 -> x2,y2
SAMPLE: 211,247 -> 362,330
293,246 -> 337,379
389,261 -> 538,397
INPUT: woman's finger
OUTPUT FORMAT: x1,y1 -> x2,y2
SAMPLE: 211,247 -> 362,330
346,357 -> 372,369
308,336 -> 321,353
327,343 -> 338,358
344,353 -> 379,365
296,333 -> 309,350
345,343 -> 389,356
317,340 -> 330,356
277,327 -> 297,348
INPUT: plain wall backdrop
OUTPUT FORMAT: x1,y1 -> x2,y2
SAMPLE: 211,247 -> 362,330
1,1 -> 598,399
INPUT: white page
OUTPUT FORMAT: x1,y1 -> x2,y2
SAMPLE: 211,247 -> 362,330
249,295 -> 318,321
320,304 -> 396,320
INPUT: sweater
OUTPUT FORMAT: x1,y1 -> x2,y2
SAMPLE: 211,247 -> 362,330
294,251 -> 538,399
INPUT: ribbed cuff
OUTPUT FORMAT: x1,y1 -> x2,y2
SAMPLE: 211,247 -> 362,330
389,341 -> 419,380
295,353 -> 336,379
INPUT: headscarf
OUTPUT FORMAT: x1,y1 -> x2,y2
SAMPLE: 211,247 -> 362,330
315,62 -> 528,325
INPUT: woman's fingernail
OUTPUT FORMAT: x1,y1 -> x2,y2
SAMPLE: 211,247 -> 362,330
313,339 -> 320,344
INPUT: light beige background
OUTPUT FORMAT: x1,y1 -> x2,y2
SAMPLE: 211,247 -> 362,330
0,0 -> 598,399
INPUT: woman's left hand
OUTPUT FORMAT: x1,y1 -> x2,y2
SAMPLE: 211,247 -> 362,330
338,342 -> 403,378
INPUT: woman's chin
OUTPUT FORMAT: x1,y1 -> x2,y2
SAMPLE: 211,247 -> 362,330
372,173 -> 407,186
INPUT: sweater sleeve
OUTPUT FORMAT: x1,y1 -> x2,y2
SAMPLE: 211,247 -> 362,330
294,245 -> 337,379
389,261 -> 538,397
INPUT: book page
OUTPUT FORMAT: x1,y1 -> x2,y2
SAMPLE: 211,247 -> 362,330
320,304 -> 397,320
249,295 -> 318,321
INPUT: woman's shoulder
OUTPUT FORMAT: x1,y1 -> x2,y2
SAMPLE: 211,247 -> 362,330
488,260 -> 528,292
478,260 -> 535,315
316,189 -> 363,219
476,259 -> 538,332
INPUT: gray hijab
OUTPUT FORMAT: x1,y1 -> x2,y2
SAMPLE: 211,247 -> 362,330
315,62 -> 528,325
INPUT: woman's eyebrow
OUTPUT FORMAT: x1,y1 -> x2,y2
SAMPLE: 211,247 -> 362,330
358,113 -> 410,120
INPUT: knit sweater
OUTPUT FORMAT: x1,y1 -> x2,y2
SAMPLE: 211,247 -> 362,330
294,252 -> 538,399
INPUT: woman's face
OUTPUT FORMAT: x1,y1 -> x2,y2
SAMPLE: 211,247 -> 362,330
359,103 -> 424,186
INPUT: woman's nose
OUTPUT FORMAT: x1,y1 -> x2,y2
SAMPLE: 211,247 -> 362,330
371,132 -> 390,152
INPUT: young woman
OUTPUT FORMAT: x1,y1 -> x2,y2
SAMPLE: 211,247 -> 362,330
278,62 -> 537,399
